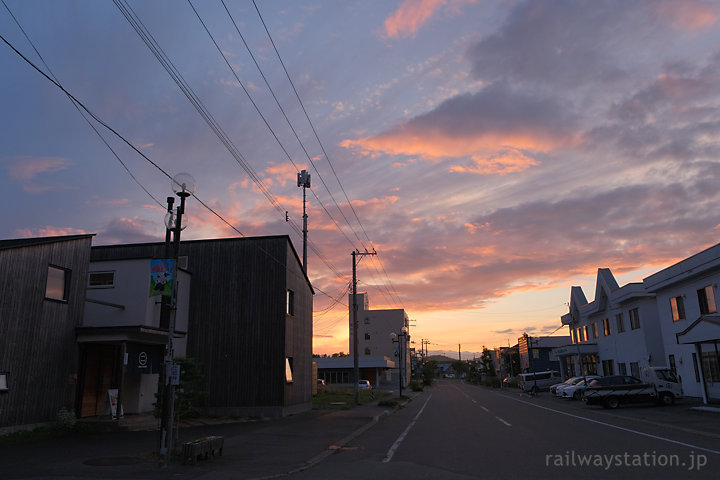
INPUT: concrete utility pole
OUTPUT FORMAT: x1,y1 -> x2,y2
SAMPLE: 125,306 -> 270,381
352,248 -> 376,405
297,170 -> 311,274
458,344 -> 461,361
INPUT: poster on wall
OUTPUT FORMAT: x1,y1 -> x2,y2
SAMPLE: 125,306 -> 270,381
149,259 -> 174,297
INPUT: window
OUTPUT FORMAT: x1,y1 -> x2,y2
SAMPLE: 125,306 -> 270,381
285,357 -> 293,383
286,290 -> 294,316
0,372 -> 7,392
532,348 -> 539,359
698,286 -> 717,315
603,318 -> 611,336
88,271 -> 114,288
629,308 -> 640,330
670,295 -> 686,322
584,325 -> 589,341
591,322 -> 598,339
630,362 -> 640,378
364,332 -> 370,340
45,265 -> 70,301
618,363 -> 627,375
616,313 -> 625,333
578,327 -> 584,343
572,329 -> 578,344
601,359 -> 614,375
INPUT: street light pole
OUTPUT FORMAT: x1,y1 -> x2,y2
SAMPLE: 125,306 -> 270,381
160,173 -> 195,467
297,170 -> 310,274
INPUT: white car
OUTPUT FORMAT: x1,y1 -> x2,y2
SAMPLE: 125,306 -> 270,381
559,376 -> 600,400
358,380 -> 372,389
550,376 -> 581,395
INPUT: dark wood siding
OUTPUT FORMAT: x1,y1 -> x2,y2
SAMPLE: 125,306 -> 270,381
0,236 -> 91,428
90,235 -> 313,415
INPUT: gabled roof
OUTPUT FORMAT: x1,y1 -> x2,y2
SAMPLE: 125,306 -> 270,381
0,234 -> 94,251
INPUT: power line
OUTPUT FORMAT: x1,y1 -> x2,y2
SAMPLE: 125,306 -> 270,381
0,30 -> 350,306
251,1 -> 405,309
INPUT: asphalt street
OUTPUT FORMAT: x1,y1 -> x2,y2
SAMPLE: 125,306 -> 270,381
1,380 -> 719,479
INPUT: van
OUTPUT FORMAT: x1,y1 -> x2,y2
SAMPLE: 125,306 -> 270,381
518,371 -> 561,393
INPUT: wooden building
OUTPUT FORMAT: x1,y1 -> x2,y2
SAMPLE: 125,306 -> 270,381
0,235 -> 93,432
89,235 -> 314,418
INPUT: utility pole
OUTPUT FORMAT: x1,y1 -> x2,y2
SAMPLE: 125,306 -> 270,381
458,344 -> 461,361
297,170 -> 311,274
352,248 -> 376,405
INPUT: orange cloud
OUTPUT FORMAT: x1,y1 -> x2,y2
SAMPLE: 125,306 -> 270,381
655,0 -> 717,30
450,149 -> 541,175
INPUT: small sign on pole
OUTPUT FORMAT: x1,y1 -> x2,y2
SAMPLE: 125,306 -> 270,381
149,259 -> 175,297
171,364 -> 181,386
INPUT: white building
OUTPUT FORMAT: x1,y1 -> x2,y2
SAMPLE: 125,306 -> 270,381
349,293 -> 410,387
558,268 -> 665,380
644,244 -> 720,403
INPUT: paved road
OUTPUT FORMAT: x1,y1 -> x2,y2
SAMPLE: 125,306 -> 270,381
2,380 -> 719,479
292,380 -> 720,479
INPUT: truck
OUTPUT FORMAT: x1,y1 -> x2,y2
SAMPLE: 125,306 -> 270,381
583,367 -> 683,409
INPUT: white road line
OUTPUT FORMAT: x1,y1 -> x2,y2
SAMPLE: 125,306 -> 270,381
382,394 -> 433,463
501,393 -> 720,455
495,416 -> 512,427
480,405 -> 489,412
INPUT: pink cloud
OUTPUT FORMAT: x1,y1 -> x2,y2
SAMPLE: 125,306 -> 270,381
654,0 -> 717,30
7,156 -> 70,180
383,0 -> 477,39
14,226 -> 88,238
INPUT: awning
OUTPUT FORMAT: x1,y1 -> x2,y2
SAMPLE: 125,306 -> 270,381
676,315 -> 720,344
76,325 -> 185,345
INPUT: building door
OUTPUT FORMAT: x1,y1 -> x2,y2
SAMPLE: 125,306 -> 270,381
700,341 -> 720,403
80,344 -> 119,417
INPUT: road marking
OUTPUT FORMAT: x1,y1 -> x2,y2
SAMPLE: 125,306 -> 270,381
480,405 -> 489,412
501,393 -> 720,455
495,416 -> 512,427
382,394 -> 433,463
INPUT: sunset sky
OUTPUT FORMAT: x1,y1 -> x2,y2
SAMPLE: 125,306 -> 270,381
3,0 -> 720,357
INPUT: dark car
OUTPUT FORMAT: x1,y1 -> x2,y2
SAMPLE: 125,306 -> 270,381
583,375 -> 654,408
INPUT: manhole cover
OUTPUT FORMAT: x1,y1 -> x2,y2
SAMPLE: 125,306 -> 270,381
83,456 -> 143,466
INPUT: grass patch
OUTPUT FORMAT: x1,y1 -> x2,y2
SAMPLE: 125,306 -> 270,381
313,386 -> 389,409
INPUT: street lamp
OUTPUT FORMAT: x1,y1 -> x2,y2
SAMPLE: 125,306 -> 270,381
160,173 -> 195,467
391,326 -> 409,398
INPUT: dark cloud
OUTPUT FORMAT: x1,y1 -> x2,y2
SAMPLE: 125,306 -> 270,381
466,0 -> 644,88
95,217 -> 162,245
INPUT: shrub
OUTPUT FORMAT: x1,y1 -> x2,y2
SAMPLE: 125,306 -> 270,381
56,408 -> 77,431
409,380 -> 423,392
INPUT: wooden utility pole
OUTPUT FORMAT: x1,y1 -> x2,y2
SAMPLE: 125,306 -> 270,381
352,249 -> 376,405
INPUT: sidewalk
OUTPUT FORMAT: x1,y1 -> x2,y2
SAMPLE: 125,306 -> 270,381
0,397 -> 404,480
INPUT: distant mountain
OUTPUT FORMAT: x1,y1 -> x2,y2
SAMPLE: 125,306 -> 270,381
425,355 -> 457,364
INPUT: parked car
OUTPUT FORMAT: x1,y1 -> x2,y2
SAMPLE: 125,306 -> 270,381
358,380 -> 372,389
549,376 -> 581,395
559,376 -> 600,400
518,371 -> 562,394
584,368 -> 682,409
317,379 -> 326,387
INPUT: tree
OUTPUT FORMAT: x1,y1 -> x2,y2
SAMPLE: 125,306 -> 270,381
480,347 -> 496,376
422,360 -> 437,386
